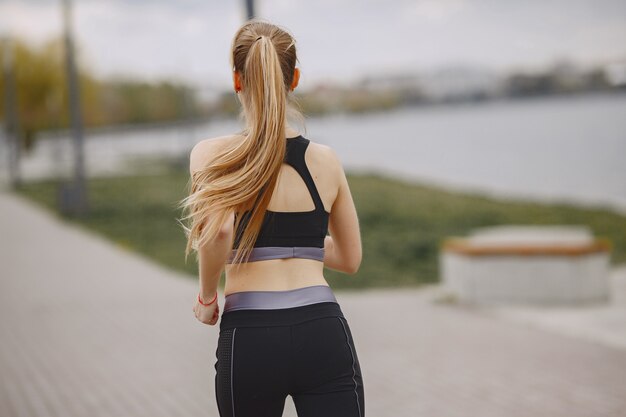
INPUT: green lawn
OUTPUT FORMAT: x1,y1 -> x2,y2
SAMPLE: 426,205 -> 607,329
16,168 -> 626,290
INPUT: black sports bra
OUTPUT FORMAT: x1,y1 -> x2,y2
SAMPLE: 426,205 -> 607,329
227,135 -> 330,263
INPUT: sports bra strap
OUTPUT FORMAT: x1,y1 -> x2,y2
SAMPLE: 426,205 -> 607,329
285,138 -> 325,212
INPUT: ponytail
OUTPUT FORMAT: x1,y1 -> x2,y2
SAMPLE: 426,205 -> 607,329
230,34 -> 287,264
177,21 -> 300,269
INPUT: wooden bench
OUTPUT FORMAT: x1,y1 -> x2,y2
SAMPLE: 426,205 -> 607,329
440,226 -> 612,305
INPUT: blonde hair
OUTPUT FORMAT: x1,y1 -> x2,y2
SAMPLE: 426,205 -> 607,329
177,19 -> 304,267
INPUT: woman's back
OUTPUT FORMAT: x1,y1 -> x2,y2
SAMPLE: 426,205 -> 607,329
191,125 -> 361,295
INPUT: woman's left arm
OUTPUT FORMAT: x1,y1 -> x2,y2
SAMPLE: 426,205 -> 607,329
189,137 -> 234,325
197,212 -> 234,301
192,216 -> 233,326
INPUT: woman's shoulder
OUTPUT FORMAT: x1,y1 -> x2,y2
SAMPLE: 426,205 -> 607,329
189,134 -> 245,174
304,138 -> 343,175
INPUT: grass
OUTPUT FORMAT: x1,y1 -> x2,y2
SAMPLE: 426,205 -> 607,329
15,166 -> 626,290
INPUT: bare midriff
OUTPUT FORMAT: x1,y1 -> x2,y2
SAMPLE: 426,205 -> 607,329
224,258 -> 329,296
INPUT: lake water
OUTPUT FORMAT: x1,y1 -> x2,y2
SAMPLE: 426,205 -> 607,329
3,92 -> 625,214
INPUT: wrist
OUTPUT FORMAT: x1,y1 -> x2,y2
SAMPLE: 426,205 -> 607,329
198,291 -> 218,306
199,284 -> 218,301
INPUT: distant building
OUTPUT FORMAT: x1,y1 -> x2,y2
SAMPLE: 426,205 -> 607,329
357,66 -> 504,102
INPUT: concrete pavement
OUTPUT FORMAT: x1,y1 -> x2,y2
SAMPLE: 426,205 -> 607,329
1,190 -> 625,417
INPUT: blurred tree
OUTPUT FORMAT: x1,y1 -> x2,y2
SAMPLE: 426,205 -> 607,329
0,37 -> 203,149
0,37 -> 101,150
103,79 -> 199,124
2,38 -> 63,150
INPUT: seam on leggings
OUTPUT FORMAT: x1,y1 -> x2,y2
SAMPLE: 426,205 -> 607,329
231,327 -> 237,417
289,324 -> 295,391
337,317 -> 362,417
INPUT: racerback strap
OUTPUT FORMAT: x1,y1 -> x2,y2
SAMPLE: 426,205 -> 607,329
284,137 -> 326,212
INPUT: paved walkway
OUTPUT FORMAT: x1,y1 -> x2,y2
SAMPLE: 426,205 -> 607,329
1,190 -> 625,417
482,264 -> 626,352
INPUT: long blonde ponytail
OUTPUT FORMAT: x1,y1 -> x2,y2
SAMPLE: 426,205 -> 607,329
177,20 -> 302,267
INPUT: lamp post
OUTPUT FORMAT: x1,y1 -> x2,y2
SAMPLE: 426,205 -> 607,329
60,0 -> 88,216
244,0 -> 255,20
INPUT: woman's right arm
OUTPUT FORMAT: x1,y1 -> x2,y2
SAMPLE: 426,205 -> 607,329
323,149 -> 362,274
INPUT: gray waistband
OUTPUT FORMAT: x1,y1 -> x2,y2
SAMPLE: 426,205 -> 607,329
227,246 -> 325,263
223,284 -> 337,312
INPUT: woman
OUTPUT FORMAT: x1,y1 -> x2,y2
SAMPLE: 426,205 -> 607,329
179,19 -> 364,417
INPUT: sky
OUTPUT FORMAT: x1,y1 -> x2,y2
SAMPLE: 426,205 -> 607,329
1,0 -> 625,92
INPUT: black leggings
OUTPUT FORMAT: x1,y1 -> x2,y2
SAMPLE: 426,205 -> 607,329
214,301 -> 365,417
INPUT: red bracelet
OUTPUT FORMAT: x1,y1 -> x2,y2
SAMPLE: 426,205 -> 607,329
198,291 -> 218,306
